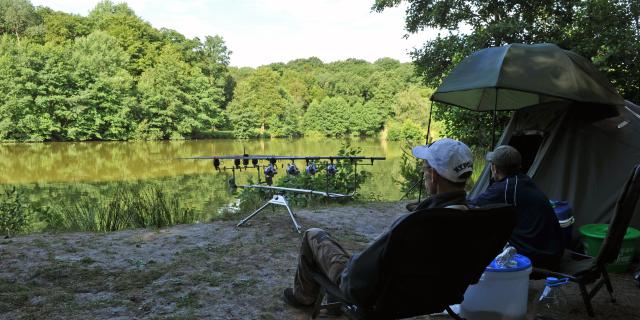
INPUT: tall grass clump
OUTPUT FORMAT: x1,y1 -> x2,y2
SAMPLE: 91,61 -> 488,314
43,184 -> 197,232
0,187 -> 46,236
469,147 -> 488,188
393,143 -> 424,200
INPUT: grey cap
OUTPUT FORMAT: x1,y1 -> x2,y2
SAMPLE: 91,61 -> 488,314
486,145 -> 522,167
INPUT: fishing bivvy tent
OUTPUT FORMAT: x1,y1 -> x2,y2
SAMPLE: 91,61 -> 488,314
469,100 -> 640,241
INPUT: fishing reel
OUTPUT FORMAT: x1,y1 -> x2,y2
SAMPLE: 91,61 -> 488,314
264,162 -> 278,185
326,163 -> 338,175
286,163 -> 300,175
305,162 -> 318,175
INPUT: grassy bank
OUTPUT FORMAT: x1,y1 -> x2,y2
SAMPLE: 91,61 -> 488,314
0,173 -> 234,236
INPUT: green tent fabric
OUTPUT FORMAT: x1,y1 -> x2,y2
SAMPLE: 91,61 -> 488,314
469,100 -> 640,240
432,43 -> 626,111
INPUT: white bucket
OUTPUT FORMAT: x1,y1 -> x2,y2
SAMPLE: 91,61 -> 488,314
460,254 -> 532,320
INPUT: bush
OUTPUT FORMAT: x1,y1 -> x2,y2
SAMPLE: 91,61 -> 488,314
393,144 -> 424,200
386,120 -> 424,142
0,188 -> 42,236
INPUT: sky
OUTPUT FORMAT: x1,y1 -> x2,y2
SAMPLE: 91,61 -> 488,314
29,0 -> 437,68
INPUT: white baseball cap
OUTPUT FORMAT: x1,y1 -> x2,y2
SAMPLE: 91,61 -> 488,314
412,138 -> 473,183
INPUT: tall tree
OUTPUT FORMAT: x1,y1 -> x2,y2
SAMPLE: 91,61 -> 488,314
69,31 -> 134,140
0,0 -> 39,41
137,45 -> 223,139
197,35 -> 232,107
303,97 -> 351,137
227,67 -> 289,137
88,0 -> 162,76
37,7 -> 90,44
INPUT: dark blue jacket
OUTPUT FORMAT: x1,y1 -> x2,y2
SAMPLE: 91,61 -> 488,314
470,174 -> 563,267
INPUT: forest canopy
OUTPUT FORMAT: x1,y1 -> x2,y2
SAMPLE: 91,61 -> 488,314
0,0 -> 432,142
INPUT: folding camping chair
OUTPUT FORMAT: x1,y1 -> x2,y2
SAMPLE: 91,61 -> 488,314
309,204 -> 517,320
531,164 -> 640,317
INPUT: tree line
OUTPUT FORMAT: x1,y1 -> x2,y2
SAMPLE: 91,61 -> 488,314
0,0 -> 432,142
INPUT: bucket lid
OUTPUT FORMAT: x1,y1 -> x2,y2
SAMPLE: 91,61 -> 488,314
486,254 -> 531,272
559,216 -> 575,228
579,224 -> 640,240
545,277 -> 570,287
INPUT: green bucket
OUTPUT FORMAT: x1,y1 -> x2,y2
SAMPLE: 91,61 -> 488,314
579,224 -> 640,273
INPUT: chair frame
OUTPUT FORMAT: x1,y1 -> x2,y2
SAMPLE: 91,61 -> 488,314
307,205 -> 516,320
532,164 -> 640,317
310,271 -> 465,320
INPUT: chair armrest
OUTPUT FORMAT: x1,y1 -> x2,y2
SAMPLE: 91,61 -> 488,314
568,250 -> 595,260
531,266 -> 575,281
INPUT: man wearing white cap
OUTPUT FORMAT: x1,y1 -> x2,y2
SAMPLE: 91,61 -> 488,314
283,138 -> 474,312
410,137 -> 474,210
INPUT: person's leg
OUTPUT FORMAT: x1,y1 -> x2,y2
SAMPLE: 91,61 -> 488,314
291,228 -> 351,305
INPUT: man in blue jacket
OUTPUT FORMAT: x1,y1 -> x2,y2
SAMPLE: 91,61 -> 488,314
469,145 -> 563,268
283,138 -> 474,310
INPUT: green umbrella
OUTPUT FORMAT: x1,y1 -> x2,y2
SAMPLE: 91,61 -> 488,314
426,43 -> 625,147
431,43 -> 626,111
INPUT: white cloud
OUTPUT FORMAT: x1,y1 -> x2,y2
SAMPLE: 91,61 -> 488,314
30,0 -> 437,67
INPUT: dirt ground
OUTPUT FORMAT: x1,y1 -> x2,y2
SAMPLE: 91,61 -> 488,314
1,201 -> 639,320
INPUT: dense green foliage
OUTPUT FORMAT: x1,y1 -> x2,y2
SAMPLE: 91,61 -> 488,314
374,0 -> 639,147
228,58 -> 432,139
0,0 -> 231,141
0,187 -> 44,235
0,0 -> 433,142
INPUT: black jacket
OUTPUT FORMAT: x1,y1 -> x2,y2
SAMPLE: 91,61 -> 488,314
339,191 -> 468,307
469,173 -> 564,267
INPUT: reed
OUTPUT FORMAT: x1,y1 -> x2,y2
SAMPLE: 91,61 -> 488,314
44,184 -> 198,232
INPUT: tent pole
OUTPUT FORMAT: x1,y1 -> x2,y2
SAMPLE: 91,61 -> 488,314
426,100 -> 433,144
492,90 -> 497,149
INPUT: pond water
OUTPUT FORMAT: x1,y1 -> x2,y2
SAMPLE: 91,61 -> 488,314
0,138 -> 412,230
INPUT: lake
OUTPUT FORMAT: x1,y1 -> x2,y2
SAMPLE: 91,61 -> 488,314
0,138 -> 413,232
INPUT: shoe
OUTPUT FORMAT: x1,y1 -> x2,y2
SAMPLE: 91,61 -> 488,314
324,295 -> 343,316
283,288 -> 313,310
406,201 -> 419,212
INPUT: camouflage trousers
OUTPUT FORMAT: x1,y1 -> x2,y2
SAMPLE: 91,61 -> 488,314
293,228 -> 351,305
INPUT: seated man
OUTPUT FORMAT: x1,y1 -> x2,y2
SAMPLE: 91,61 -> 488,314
283,138 -> 474,310
469,145 -> 563,268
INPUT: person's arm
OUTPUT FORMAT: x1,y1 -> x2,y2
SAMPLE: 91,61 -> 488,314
469,181 -> 505,207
